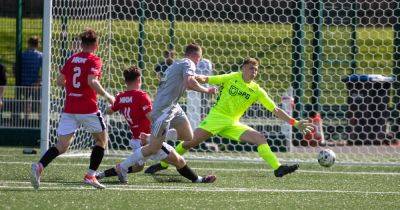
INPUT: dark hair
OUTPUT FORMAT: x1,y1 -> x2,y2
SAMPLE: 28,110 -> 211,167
242,57 -> 259,66
123,65 -> 141,83
184,43 -> 201,56
28,36 -> 40,48
79,28 -> 98,46
163,50 -> 176,58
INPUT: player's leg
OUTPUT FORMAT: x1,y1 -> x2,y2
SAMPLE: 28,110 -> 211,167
96,165 -> 144,182
81,112 -> 108,189
30,113 -> 77,189
167,150 -> 216,183
146,110 -> 194,173
153,143 -> 216,183
237,126 -> 299,177
96,139 -> 144,181
146,115 -> 226,175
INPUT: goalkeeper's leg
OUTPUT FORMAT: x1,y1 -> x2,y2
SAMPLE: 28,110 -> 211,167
145,128 -> 213,174
239,129 -> 299,177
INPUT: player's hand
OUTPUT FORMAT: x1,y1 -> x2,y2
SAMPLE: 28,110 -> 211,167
105,93 -> 115,104
207,87 -> 218,94
296,120 -> 314,135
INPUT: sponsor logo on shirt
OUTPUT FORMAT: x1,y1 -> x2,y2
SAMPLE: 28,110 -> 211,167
69,93 -> 83,97
229,85 -> 250,99
120,96 -> 133,104
71,57 -> 88,64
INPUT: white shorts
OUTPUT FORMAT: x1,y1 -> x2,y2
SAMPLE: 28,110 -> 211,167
151,105 -> 189,138
57,111 -> 106,136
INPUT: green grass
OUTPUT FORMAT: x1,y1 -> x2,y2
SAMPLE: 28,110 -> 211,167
0,18 -> 396,104
0,147 -> 399,209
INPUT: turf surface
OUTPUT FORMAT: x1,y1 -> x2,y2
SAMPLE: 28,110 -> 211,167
0,147 -> 399,209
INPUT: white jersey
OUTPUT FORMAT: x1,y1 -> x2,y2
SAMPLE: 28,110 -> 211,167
151,58 -> 196,119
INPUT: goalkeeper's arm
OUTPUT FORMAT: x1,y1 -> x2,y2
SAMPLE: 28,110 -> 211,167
272,107 -> 313,134
258,87 -> 313,134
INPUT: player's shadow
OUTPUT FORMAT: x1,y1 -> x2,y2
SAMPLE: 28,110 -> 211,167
149,174 -> 185,183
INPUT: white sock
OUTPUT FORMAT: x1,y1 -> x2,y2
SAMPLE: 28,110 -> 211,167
87,169 -> 96,176
194,176 -> 203,183
120,147 -> 144,170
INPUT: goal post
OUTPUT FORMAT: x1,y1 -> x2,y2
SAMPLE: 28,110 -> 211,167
42,0 -> 400,165
40,0 -> 52,157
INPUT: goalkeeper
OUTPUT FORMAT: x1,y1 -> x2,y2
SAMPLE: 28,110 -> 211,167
146,58 -> 313,177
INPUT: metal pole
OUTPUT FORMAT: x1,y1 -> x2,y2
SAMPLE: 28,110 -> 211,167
291,0 -> 306,119
40,0 -> 52,156
137,0 -> 146,70
350,0 -> 358,74
311,0 -> 324,113
393,0 -> 400,141
168,0 -> 176,50
15,0 -> 23,86
61,12 -> 68,60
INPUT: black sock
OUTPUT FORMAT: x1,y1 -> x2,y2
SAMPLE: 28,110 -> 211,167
104,168 -> 117,177
104,166 -> 134,177
89,145 -> 105,171
39,147 -> 60,168
177,165 -> 198,182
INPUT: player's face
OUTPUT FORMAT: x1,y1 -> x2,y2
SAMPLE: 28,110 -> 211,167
192,50 -> 202,65
243,63 -> 258,81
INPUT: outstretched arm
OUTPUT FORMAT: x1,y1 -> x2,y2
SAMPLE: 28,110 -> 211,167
272,107 -> 313,134
258,88 -> 313,134
185,75 -> 216,94
88,74 -> 115,104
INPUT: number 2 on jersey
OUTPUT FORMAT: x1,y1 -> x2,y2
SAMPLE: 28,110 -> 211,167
72,67 -> 81,88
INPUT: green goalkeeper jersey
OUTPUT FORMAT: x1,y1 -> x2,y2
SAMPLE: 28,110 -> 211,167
208,71 -> 277,121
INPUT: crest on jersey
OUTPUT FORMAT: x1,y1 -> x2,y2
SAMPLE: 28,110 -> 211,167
229,85 -> 238,96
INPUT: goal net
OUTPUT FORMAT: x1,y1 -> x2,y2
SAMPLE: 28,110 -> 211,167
44,0 -> 400,165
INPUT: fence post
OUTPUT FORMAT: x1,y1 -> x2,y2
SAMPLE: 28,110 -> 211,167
291,0 -> 305,119
15,0 -> 23,86
393,0 -> 400,141
349,0 -> 358,74
311,0 -> 324,113
137,0 -> 146,70
168,0 -> 176,50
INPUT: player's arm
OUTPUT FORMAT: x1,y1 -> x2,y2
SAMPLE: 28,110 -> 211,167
106,105 -> 114,115
87,74 -> 115,104
258,87 -> 313,134
185,75 -> 216,94
56,74 -> 65,87
194,75 -> 209,84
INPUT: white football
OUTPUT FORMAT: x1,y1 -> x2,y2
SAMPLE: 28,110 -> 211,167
317,149 -> 336,167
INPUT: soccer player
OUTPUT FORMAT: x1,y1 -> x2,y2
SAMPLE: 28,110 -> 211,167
146,58 -> 314,177
96,65 -> 215,183
30,28 -> 115,189
113,43 -> 217,179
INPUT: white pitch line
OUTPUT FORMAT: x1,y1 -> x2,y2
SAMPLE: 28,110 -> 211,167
1,160 -> 399,176
0,182 -> 399,195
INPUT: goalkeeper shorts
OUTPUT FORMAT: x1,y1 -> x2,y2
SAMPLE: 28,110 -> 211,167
198,111 -> 254,141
